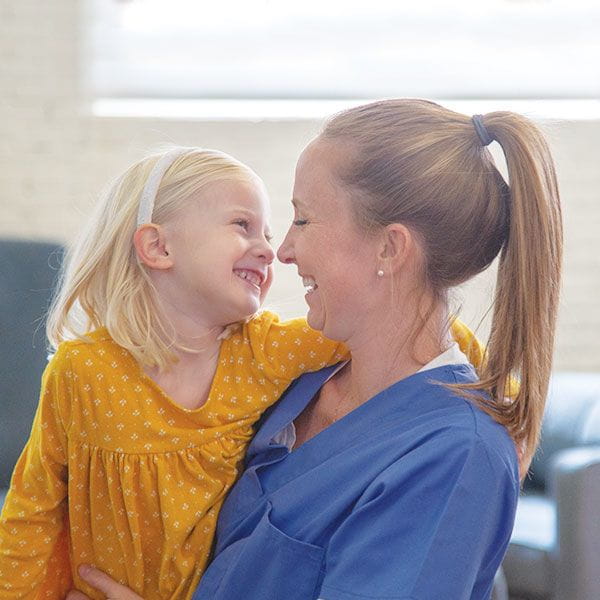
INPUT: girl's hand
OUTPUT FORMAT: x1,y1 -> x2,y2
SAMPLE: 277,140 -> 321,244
65,565 -> 144,600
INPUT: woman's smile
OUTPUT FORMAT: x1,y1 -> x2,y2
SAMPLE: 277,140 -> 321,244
301,275 -> 317,295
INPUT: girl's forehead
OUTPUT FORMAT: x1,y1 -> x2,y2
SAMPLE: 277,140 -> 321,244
200,178 -> 271,214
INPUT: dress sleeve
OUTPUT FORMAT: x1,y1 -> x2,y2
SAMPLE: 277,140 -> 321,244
450,317 -> 485,370
318,432 -> 519,600
247,314 -> 480,383
450,317 -> 519,399
0,347 -> 72,598
246,312 -> 349,381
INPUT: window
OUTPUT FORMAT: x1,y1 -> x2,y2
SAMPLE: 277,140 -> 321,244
86,0 -> 600,100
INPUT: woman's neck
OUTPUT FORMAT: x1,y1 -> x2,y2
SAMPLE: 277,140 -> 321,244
292,303 -> 450,449
340,303 -> 450,405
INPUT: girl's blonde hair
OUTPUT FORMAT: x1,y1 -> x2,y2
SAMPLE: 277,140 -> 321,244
47,146 -> 260,370
321,99 -> 563,475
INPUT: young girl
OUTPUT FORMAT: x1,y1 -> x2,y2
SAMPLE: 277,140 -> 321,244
0,147 -> 482,600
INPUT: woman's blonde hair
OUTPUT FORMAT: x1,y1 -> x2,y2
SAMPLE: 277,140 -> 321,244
321,99 -> 563,475
47,146 -> 260,370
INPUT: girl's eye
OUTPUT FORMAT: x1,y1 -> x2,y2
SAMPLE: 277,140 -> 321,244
293,219 -> 308,226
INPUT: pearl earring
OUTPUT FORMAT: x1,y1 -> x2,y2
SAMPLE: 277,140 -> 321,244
377,270 -> 384,277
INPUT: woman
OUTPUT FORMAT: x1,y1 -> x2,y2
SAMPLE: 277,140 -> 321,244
68,99 -> 562,599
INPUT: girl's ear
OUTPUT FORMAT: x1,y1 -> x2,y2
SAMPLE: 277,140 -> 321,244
133,224 -> 173,270
377,223 -> 415,274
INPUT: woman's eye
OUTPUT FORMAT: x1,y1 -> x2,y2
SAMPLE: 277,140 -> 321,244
234,219 -> 250,230
293,219 -> 308,226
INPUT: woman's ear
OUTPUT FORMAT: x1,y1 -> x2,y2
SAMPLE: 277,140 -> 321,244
133,224 -> 173,270
377,223 -> 414,274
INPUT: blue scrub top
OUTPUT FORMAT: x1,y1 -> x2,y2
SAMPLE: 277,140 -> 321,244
193,364 -> 519,600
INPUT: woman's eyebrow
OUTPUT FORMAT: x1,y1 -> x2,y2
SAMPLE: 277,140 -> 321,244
291,198 -> 307,209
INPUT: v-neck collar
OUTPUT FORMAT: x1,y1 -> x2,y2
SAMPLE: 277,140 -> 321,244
274,345 -> 473,451
247,362 -> 477,468
247,363 -> 342,461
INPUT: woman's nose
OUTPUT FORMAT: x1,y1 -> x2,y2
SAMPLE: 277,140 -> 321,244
277,230 -> 295,264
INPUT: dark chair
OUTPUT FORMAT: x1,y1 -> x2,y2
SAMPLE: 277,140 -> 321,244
503,372 -> 600,600
0,239 -> 63,508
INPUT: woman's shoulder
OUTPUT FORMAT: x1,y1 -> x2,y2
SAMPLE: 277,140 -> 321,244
425,365 -> 519,473
383,364 -> 518,471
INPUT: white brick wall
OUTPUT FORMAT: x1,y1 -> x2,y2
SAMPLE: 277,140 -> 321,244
1,1 -> 599,370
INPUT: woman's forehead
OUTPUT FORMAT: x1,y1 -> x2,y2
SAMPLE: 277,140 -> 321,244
294,139 -> 352,208
297,137 -> 339,172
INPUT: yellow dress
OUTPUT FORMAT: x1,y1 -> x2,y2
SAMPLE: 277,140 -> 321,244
0,313 -> 482,599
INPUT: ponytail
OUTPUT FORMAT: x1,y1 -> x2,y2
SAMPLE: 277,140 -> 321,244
475,113 -> 563,474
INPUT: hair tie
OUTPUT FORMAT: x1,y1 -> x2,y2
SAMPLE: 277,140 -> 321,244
472,115 -> 494,147
137,148 -> 190,226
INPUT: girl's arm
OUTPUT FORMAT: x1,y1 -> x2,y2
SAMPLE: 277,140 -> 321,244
67,565 -> 143,600
0,349 -> 72,598
451,318 -> 520,399
244,312 -> 347,382
247,312 -> 487,383
450,317 -> 485,368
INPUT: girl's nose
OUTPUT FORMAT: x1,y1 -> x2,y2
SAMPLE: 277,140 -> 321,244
258,238 -> 275,264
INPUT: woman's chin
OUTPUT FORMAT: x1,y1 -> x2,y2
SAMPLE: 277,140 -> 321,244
306,309 -> 324,333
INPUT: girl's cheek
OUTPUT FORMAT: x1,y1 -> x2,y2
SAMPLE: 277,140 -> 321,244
261,267 -> 274,300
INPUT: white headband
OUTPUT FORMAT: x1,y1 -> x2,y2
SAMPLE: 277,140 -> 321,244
136,148 -> 190,226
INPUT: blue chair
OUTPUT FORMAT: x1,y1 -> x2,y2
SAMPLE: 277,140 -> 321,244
503,372 -> 600,600
0,239 -> 63,508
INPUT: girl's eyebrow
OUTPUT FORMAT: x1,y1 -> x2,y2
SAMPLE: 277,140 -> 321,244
226,207 -> 269,223
227,207 -> 257,215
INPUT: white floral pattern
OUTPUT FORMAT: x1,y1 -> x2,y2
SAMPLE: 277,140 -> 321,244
0,312 -> 346,600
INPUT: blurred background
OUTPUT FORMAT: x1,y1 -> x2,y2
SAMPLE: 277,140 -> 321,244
1,0 -> 599,370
